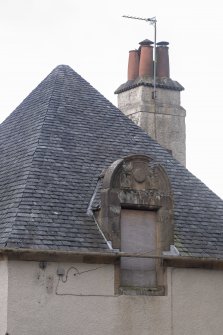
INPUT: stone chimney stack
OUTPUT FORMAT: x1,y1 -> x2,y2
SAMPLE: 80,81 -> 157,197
115,40 -> 186,166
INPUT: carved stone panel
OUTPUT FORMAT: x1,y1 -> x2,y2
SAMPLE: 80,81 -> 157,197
111,155 -> 171,196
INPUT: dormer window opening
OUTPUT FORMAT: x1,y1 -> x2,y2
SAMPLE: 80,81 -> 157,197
121,209 -> 157,288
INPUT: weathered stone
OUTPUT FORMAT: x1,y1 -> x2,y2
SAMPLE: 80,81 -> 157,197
117,85 -> 186,165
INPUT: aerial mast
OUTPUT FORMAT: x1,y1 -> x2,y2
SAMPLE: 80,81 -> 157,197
122,15 -> 157,99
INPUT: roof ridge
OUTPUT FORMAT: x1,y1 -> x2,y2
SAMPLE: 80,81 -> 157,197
5,67 -> 63,246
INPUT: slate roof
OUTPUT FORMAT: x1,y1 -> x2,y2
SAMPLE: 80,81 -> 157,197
0,65 -> 223,257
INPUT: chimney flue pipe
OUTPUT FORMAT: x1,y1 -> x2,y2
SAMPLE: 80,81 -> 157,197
156,41 -> 170,78
138,39 -> 154,77
128,50 -> 139,81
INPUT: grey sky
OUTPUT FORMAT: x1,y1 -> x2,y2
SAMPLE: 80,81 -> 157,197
1,0 -> 223,198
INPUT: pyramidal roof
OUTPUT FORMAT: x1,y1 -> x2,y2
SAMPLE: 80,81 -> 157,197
0,65 -> 223,256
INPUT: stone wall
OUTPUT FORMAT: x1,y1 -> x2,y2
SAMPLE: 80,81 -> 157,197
0,258 -> 8,335
2,260 -> 223,335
